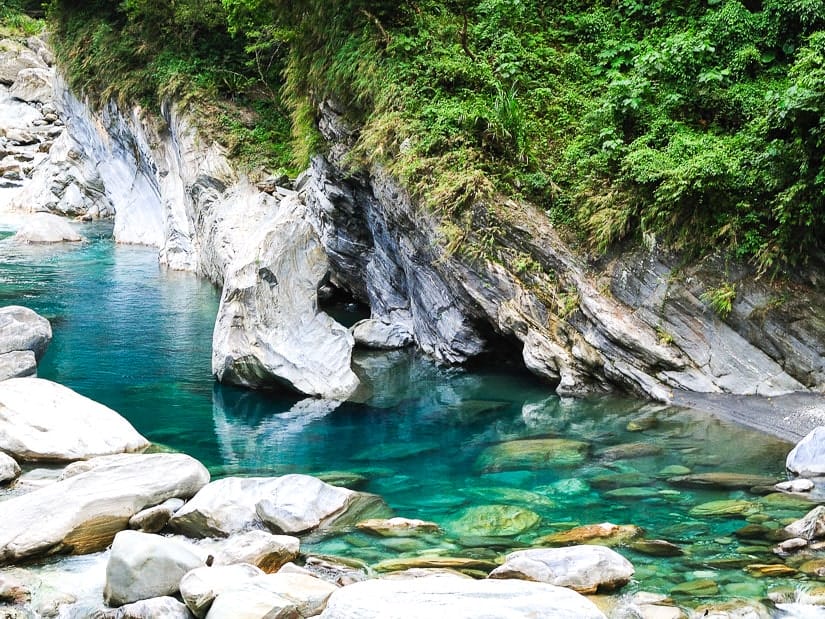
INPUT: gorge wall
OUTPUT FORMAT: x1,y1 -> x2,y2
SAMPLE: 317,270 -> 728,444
5,36 -> 824,402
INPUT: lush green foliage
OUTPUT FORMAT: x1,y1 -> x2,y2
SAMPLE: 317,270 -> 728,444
46,0 -> 293,174
47,0 -> 825,269
1,0 -> 44,36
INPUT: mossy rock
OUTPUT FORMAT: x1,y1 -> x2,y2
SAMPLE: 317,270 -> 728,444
446,504 -> 541,537
689,499 -> 760,517
475,438 -> 589,472
670,579 -> 719,597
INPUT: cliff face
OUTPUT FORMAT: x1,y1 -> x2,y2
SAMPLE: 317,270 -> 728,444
8,37 -> 823,400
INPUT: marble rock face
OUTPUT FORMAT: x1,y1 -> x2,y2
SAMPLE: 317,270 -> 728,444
211,195 -> 359,399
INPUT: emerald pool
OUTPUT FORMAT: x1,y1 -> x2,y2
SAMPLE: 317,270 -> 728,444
1,221 -> 817,610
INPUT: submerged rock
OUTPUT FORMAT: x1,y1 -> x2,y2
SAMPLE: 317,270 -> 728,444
597,442 -> 663,461
489,545 -> 635,594
0,377 -> 149,461
667,472 -> 780,490
11,213 -> 84,244
355,517 -> 441,537
169,474 -> 387,538
317,574 -> 606,619
475,438 -> 589,472
787,427 -> 825,478
103,530 -> 205,607
688,499 -> 760,517
212,195 -> 359,399
629,539 -> 684,557
446,504 -> 540,538
373,556 -> 499,574
536,522 -> 643,547
0,453 -> 209,564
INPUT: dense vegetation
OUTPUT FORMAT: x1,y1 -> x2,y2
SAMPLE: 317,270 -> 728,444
38,1 -> 825,271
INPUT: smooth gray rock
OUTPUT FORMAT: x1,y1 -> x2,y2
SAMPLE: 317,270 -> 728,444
317,574 -> 606,619
170,474 -> 385,538
104,530 -> 206,607
0,306 -> 51,360
180,563 -> 264,618
0,377 -> 149,461
488,545 -> 635,594
0,451 -> 20,484
351,319 -> 414,350
9,67 -> 52,103
98,596 -> 195,619
0,350 -> 36,381
212,195 -> 359,398
11,213 -> 83,244
787,427 -> 825,477
0,453 -> 209,564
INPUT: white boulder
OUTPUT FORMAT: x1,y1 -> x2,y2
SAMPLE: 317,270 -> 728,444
207,530 -> 300,572
787,427 -> 825,477
104,530 -> 206,607
0,452 -> 209,563
170,474 -> 386,538
0,377 -> 149,461
0,451 -> 20,484
212,195 -> 359,399
11,213 -> 83,244
317,575 -> 606,619
0,305 -> 52,360
180,563 -> 264,618
488,545 -> 635,594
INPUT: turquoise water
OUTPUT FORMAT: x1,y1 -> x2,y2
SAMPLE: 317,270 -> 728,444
1,221 -> 817,609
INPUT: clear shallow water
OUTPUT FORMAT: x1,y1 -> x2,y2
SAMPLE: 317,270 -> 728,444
1,221 -> 818,610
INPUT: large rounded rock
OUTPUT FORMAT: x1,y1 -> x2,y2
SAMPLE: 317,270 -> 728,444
180,563 -> 264,618
11,213 -> 84,244
0,306 -> 52,361
317,574 -> 606,619
0,451 -> 20,484
0,377 -> 149,461
787,427 -> 825,478
0,350 -> 37,381
212,195 -> 359,399
104,530 -> 206,607
0,453 -> 210,564
170,474 -> 387,538
489,545 -> 635,594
